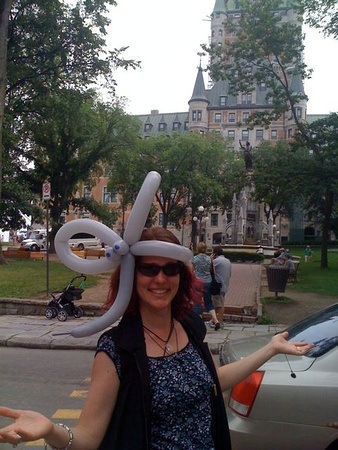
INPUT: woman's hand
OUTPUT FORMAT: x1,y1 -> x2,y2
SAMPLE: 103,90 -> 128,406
0,407 -> 53,445
217,331 -> 314,391
269,331 -> 314,356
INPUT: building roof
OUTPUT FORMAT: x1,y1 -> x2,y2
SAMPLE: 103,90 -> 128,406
136,111 -> 189,138
212,0 -> 227,14
189,65 -> 209,104
306,114 -> 329,124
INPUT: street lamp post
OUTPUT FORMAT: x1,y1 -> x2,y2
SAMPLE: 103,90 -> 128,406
193,206 -> 206,247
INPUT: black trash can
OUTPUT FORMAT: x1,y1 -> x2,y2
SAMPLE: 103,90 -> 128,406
266,266 -> 289,297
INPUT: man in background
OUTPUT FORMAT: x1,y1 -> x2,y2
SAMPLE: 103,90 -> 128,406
211,246 -> 232,326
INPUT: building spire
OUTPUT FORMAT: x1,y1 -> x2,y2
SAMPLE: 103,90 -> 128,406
189,61 -> 208,104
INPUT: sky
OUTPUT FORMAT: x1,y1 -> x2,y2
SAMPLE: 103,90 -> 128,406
107,0 -> 338,116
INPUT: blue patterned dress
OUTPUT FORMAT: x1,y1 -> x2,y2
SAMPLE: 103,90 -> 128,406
97,335 -> 215,450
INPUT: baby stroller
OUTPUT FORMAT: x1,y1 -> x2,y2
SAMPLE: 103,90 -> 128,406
45,275 -> 86,322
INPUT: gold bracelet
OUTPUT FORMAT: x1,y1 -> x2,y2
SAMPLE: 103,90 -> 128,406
44,423 -> 74,450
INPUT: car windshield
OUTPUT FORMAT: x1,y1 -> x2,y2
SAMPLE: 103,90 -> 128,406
286,303 -> 338,357
28,231 -> 40,239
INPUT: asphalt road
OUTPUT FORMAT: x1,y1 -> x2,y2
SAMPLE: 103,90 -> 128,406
0,347 -> 94,450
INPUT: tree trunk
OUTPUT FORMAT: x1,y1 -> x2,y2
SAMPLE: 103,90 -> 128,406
320,190 -> 334,269
0,0 -> 13,265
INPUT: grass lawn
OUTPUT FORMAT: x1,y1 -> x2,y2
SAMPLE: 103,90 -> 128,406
0,259 -> 98,298
289,246 -> 338,297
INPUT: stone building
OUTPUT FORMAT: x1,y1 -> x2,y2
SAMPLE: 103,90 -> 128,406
68,0 -> 322,247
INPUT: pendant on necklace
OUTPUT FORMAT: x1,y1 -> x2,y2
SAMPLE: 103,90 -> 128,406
165,343 -> 172,353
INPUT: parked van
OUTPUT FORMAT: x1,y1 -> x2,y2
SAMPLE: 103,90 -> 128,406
68,232 -> 100,250
21,229 -> 47,251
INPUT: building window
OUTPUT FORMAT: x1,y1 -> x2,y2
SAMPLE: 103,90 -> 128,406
296,107 -> 302,119
214,113 -> 222,123
259,82 -> 266,91
242,112 -> 249,123
228,112 -> 236,123
218,29 -> 223,37
287,128 -> 293,138
271,129 -> 277,140
192,110 -> 202,122
144,123 -> 152,132
241,93 -> 252,105
103,187 -> 117,204
256,129 -> 264,140
158,213 -> 164,226
220,96 -> 228,106
184,121 -> 189,130
228,130 -> 235,140
83,186 -> 91,199
172,122 -> 181,131
158,122 -> 167,131
210,213 -> 218,227
242,130 -> 249,140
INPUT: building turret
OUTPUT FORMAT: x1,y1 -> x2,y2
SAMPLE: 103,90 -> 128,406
188,64 -> 209,133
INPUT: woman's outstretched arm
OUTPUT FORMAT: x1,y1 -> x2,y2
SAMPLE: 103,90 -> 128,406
217,331 -> 314,391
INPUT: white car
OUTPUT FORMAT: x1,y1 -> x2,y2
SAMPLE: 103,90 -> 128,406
68,232 -> 100,250
219,304 -> 338,450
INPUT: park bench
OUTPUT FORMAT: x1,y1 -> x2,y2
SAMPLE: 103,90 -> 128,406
70,248 -> 86,258
5,249 -> 30,259
29,252 -> 45,260
85,248 -> 105,259
4,249 -> 44,260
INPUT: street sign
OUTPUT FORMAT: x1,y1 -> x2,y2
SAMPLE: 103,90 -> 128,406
42,182 -> 51,201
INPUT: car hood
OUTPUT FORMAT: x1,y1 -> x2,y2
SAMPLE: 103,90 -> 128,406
219,334 -> 315,372
21,239 -> 37,244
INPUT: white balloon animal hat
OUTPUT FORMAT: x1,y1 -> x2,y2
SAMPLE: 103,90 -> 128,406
54,171 -> 193,337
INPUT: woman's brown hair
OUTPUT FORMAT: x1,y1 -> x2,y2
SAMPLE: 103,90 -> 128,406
103,227 -> 202,320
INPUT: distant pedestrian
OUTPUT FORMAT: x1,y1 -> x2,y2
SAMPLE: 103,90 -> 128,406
211,246 -> 232,325
304,245 -> 312,262
256,245 -> 264,255
192,242 -> 221,330
282,254 -> 296,274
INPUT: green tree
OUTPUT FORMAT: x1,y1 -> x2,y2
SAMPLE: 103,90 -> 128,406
108,132 -> 246,246
20,89 -> 140,250
251,140 -> 309,222
0,0 -> 13,263
293,113 -> 338,268
204,0 -> 338,267
0,0 -> 140,257
300,0 -> 338,38
204,0 -> 311,133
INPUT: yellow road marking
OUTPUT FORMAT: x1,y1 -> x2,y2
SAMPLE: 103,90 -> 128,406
52,409 -> 81,419
70,390 -> 88,398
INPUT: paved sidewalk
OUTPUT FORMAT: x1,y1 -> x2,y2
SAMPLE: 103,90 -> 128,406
226,263 -> 261,307
0,262 -> 286,352
0,315 -> 285,354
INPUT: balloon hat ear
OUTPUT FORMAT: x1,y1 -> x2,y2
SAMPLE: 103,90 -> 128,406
54,171 -> 193,338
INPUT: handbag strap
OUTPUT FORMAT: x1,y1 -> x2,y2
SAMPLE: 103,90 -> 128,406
210,262 -> 216,281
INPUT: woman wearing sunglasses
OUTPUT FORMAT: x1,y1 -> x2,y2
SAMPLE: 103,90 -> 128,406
0,226 -> 313,450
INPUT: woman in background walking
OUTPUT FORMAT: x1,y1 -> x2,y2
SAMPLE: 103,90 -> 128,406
193,242 -> 221,330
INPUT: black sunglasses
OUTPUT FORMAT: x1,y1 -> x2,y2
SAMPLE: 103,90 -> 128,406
137,262 -> 183,277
